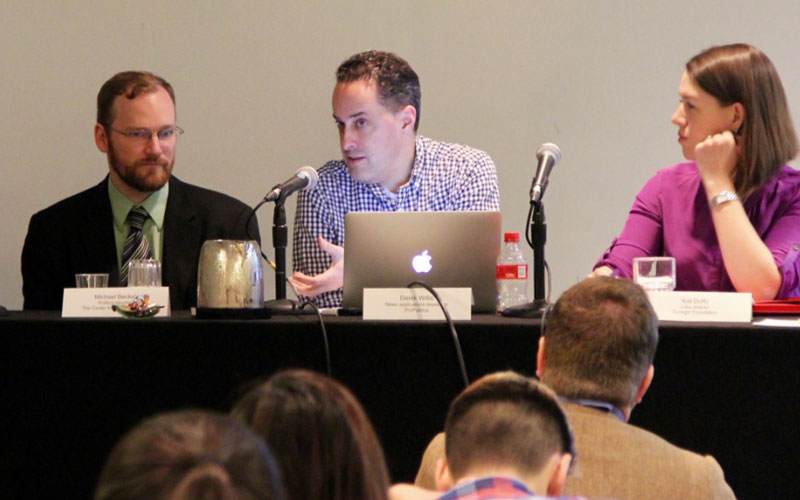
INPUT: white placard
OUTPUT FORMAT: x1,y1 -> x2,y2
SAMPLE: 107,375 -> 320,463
62,287 -> 171,317
646,291 -> 751,323
363,287 -> 472,320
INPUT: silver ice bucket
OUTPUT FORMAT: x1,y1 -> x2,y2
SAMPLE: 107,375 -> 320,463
197,240 -> 264,308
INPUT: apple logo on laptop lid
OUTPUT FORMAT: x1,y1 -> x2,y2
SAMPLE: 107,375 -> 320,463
411,250 -> 433,274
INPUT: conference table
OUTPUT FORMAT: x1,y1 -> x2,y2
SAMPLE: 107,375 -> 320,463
2,311 -> 798,500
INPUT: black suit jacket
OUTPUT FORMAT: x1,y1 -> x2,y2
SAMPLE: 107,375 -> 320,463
21,176 -> 260,310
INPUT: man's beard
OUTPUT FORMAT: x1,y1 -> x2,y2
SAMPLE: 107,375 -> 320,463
108,140 -> 174,193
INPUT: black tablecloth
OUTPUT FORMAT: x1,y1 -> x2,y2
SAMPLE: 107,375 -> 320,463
2,311 -> 798,499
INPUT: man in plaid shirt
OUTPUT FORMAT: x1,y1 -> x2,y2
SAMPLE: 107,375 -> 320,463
290,50 -> 500,307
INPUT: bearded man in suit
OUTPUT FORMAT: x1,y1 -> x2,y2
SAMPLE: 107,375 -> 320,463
22,71 -> 258,310
414,277 -> 735,500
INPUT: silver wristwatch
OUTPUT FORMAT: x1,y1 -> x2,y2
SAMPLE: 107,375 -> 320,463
709,190 -> 739,209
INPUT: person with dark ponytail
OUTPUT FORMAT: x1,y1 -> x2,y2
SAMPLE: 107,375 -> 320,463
94,410 -> 284,500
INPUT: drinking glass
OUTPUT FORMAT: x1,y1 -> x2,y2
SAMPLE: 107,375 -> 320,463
633,257 -> 676,292
75,273 -> 109,288
127,259 -> 162,287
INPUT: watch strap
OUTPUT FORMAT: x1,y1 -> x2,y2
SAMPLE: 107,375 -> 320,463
709,190 -> 739,209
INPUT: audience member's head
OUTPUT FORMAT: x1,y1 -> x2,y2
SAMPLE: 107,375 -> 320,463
94,410 -> 284,500
537,276 -> 658,418
437,371 -> 574,497
231,369 -> 390,500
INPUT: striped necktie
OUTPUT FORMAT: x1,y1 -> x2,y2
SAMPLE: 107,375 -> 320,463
120,206 -> 152,285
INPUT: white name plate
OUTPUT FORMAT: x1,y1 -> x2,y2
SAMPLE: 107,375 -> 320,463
363,288 -> 472,320
62,287 -> 171,318
646,291 -> 752,323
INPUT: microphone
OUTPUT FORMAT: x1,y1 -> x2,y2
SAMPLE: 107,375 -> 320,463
529,143 -> 561,204
264,166 -> 319,202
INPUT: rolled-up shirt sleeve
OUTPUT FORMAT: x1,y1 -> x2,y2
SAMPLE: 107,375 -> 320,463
595,171 -> 665,278
763,187 -> 800,298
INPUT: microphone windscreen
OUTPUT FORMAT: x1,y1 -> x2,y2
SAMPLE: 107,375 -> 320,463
296,165 -> 319,190
536,143 -> 561,163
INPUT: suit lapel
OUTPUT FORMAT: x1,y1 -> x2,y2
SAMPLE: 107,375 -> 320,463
162,177 -> 202,307
76,178 -> 119,285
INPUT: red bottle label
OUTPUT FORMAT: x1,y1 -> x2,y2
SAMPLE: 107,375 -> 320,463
496,264 -> 528,279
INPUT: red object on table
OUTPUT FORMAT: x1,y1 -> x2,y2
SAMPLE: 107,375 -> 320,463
753,297 -> 800,315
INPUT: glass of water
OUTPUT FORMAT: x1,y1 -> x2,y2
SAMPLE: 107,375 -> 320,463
633,257 -> 676,292
127,259 -> 162,287
75,273 -> 109,288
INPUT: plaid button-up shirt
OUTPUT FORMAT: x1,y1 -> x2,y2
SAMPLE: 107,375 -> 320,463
292,135 -> 500,307
438,476 -> 585,500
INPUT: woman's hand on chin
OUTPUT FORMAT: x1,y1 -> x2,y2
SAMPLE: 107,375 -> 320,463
695,131 -> 739,197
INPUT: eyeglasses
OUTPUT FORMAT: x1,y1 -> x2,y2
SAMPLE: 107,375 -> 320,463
110,126 -> 184,143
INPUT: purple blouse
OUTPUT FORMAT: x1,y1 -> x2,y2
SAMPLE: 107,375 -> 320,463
595,162 -> 800,298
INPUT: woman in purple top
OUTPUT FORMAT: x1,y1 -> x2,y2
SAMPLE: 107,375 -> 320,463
593,44 -> 800,300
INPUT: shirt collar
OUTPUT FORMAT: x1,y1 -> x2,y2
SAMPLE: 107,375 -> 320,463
440,476 -> 535,500
358,135 -> 423,200
405,135 -> 425,190
560,396 -> 626,422
108,177 -> 169,231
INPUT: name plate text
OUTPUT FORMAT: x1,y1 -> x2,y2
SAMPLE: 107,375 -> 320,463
646,291 -> 751,323
363,287 -> 472,320
62,287 -> 171,317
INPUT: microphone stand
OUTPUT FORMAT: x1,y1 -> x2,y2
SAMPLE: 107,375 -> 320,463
263,196 -> 310,314
272,199 -> 287,300
502,200 -> 549,318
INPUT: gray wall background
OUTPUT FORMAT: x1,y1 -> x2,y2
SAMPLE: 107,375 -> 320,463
3,1 -> 799,309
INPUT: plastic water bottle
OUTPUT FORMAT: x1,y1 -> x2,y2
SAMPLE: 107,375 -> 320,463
496,232 -> 530,312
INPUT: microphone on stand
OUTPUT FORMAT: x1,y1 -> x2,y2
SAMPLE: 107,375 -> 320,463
263,166 -> 319,202
257,166 -> 320,315
503,142 -> 561,318
529,143 -> 561,204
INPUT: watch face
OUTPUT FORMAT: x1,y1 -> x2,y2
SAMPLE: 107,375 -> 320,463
710,191 -> 738,208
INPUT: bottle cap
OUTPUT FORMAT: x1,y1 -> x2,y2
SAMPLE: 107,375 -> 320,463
504,232 -> 520,243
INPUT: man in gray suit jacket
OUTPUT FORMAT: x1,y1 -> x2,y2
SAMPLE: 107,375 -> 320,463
21,71 -> 258,310
414,277 -> 735,500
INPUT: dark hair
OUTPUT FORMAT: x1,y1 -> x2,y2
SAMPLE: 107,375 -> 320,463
336,50 -> 421,131
94,410 -> 284,500
97,71 -> 175,128
443,371 -> 575,480
541,277 -> 658,408
686,43 -> 799,194
231,370 -> 390,500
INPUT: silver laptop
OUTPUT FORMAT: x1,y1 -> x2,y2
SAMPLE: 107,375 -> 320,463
342,211 -> 502,312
